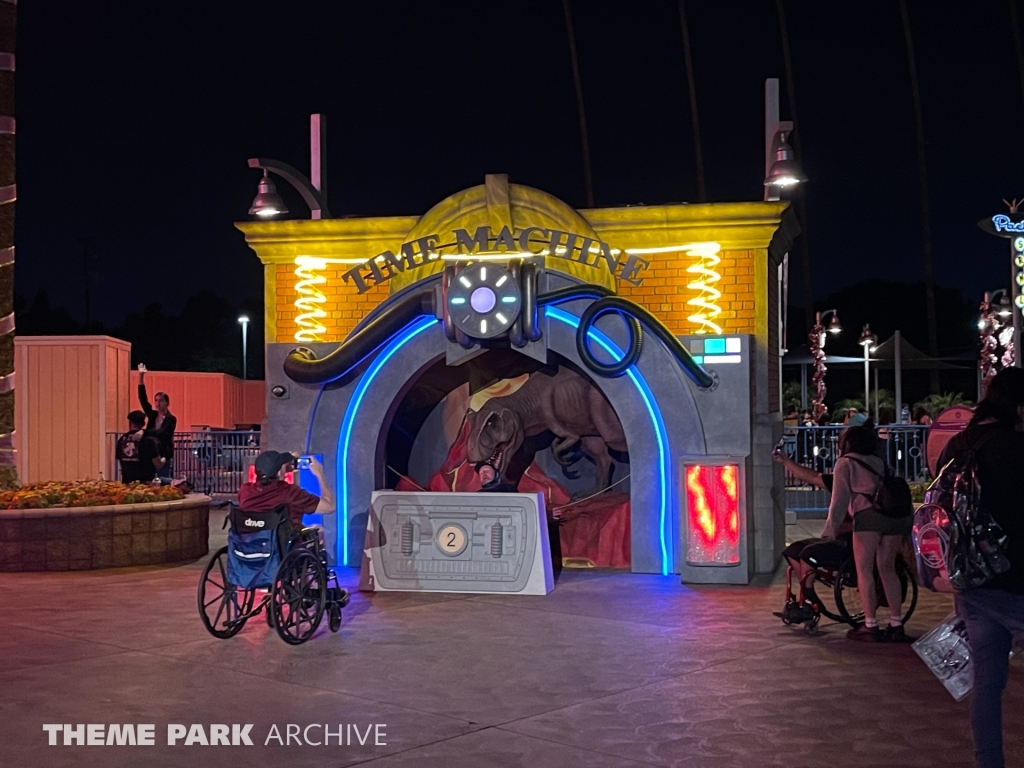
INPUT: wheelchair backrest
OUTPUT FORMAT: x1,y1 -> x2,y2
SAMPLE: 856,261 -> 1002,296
224,504 -> 293,590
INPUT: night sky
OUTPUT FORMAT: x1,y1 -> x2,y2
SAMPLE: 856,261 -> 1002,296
14,1 -> 1024,327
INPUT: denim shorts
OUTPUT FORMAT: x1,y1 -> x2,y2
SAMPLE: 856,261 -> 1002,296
853,507 -> 912,536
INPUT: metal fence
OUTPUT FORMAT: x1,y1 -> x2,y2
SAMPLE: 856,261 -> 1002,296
782,424 -> 929,515
105,430 -> 261,495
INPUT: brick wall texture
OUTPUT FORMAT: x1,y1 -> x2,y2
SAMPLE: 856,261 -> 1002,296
274,250 -> 762,344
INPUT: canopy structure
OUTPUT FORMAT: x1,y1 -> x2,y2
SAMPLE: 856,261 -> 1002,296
871,334 -> 965,371
783,345 -> 866,366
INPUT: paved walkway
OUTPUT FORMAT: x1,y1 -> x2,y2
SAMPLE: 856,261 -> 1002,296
1,515 -> 1021,767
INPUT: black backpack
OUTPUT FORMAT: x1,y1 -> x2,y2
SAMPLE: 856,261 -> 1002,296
849,456 -> 914,519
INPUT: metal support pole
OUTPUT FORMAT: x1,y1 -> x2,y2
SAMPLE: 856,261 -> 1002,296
1011,238 -> 1021,367
874,368 -> 880,423
800,363 -> 807,410
895,329 -> 904,422
863,342 -> 870,413
310,114 -> 327,220
765,79 -> 780,203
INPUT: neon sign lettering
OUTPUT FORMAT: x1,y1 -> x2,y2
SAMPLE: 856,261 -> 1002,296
992,214 -> 1024,234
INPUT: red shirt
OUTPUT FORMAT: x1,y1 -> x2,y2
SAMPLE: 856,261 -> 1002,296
237,480 -> 320,529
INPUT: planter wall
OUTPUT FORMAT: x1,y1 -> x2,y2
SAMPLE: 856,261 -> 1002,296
0,495 -> 210,572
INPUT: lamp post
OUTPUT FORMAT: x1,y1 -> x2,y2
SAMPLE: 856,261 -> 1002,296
859,324 -> 878,418
238,316 -> 249,381
248,114 -> 331,220
809,309 -> 841,422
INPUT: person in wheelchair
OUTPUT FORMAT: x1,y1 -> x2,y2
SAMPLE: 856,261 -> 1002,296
772,448 -> 850,624
238,451 -> 333,538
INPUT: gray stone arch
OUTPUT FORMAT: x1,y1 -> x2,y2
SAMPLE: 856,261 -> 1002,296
305,303 -> 708,574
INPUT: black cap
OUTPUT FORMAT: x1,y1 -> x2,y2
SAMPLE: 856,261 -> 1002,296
254,450 -> 297,480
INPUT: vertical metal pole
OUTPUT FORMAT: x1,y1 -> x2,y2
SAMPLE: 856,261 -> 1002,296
310,114 -> 327,220
800,363 -> 807,410
1011,239 -> 1021,366
874,368 -> 880,423
765,79 -> 780,203
895,329 -> 903,421
241,321 -> 248,381
863,343 -> 870,413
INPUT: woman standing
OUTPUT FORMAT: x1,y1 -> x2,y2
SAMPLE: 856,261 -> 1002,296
938,368 -> 1024,768
822,424 -> 910,641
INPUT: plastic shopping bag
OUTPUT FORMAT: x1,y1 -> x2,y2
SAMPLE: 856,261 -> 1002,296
912,611 -> 1021,701
912,612 -> 974,701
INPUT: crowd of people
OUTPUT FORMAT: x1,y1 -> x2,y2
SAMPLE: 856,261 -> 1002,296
777,368 -> 1023,768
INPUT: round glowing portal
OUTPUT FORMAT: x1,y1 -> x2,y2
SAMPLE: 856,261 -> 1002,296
470,286 -> 496,313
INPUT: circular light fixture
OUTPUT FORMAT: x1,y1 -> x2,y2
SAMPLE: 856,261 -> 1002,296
249,170 -> 289,218
827,314 -> 842,334
447,263 -> 521,340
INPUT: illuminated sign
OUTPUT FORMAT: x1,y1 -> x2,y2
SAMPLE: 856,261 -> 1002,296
993,214 -> 1024,234
1016,236 -> 1024,310
683,242 -> 723,334
684,464 -> 740,565
688,336 -> 743,365
338,226 -> 651,294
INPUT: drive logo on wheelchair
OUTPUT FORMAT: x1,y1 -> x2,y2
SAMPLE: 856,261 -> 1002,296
243,518 -> 266,528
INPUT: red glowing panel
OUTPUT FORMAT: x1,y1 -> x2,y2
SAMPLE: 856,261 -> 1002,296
685,464 -> 740,565
247,466 -> 295,484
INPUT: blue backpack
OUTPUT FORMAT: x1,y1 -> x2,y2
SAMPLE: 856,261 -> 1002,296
225,505 -> 292,590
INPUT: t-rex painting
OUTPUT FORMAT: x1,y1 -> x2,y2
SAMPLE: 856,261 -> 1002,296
464,366 -> 627,498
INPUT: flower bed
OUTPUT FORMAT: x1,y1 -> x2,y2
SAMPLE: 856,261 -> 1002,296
0,488 -> 209,572
0,481 -> 184,510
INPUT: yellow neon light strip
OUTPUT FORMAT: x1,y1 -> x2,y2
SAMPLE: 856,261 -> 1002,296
294,256 -> 329,342
683,242 -> 723,335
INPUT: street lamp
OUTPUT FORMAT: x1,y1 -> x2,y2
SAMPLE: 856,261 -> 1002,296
859,323 -> 878,420
763,79 -> 807,202
809,309 -> 841,422
248,114 -> 331,220
238,315 -> 249,380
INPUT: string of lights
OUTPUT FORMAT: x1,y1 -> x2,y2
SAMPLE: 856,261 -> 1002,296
682,242 -> 723,335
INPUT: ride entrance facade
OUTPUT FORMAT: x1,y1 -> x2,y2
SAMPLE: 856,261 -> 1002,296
238,174 -> 796,586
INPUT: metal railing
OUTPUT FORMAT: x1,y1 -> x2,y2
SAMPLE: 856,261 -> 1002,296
105,430 -> 261,495
782,424 -> 929,515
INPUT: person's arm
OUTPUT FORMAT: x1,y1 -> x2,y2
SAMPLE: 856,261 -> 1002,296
310,458 -> 334,513
138,379 -> 156,420
823,458 -> 853,539
772,452 -> 827,490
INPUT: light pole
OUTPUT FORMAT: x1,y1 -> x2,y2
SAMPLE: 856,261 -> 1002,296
809,309 -> 841,422
248,114 -> 331,220
238,316 -> 249,380
859,324 -> 878,417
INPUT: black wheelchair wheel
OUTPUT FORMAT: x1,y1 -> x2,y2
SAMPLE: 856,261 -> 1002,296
328,605 -> 342,633
834,555 -> 918,627
811,571 -> 845,623
271,549 -> 327,645
198,546 -> 255,639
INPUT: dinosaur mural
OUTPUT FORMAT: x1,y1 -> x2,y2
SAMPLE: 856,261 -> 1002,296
464,366 -> 627,498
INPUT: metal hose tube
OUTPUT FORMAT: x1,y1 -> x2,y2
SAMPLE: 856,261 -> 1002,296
282,287 -> 435,385
538,287 -> 714,388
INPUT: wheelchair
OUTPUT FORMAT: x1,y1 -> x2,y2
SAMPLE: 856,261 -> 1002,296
775,551 -> 919,635
197,505 -> 350,645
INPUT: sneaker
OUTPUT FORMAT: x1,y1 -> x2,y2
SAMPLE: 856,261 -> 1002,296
883,625 -> 912,643
774,601 -> 816,624
847,624 -> 882,642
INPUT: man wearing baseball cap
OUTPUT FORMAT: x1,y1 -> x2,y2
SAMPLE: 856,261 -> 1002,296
237,451 -> 333,531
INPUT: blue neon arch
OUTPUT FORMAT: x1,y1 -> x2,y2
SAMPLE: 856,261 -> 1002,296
335,311 -> 673,575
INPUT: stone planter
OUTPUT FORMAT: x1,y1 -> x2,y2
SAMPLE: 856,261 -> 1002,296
0,494 -> 210,572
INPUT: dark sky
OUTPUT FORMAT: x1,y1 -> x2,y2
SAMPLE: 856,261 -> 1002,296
14,1 -> 1024,326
